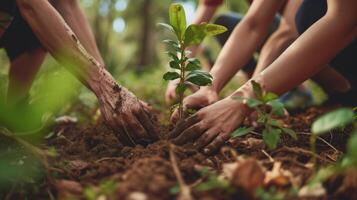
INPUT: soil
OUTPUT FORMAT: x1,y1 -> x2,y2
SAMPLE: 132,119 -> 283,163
1,106 -> 356,200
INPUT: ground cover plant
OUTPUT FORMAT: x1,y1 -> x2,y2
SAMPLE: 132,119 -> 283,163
0,2 -> 356,200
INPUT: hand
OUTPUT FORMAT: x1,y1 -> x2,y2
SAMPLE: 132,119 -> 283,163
169,96 -> 251,154
170,87 -> 219,123
98,84 -> 159,146
165,79 -> 180,105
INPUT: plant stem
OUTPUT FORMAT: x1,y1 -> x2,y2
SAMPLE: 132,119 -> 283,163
310,134 -> 317,171
178,42 -> 186,120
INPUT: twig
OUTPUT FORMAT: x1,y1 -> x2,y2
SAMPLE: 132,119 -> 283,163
261,149 -> 274,162
272,146 -> 332,164
95,157 -> 122,163
169,144 -> 193,200
297,132 -> 341,154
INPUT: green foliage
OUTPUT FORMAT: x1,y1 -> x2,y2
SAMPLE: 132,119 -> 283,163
311,108 -> 355,135
307,108 -> 356,186
83,180 -> 117,200
160,3 -> 226,119
231,126 -> 254,138
193,167 -> 234,193
232,81 -> 297,149
255,186 -> 298,200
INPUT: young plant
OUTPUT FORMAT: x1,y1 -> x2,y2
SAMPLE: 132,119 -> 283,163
160,3 -> 227,120
305,108 -> 356,189
310,108 -> 355,169
231,81 -> 297,149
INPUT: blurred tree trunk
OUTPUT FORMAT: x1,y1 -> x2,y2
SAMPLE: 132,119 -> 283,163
136,0 -> 152,72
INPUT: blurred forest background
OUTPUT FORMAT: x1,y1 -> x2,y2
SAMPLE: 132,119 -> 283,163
0,0 -> 251,125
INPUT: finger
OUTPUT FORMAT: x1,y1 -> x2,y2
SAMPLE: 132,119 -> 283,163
135,109 -> 159,140
169,114 -> 200,139
170,108 -> 180,124
172,122 -> 207,145
203,133 -> 231,155
115,120 -> 135,146
126,116 -> 151,143
193,130 -> 219,150
119,112 -> 143,142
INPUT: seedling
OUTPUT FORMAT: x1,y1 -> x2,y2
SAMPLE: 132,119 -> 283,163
306,108 -> 356,189
232,81 -> 297,149
310,108 -> 355,169
160,3 -> 227,120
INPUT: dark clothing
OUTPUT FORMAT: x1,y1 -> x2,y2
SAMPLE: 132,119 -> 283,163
0,0 -> 41,60
296,0 -> 357,105
295,0 -> 357,87
213,13 -> 280,73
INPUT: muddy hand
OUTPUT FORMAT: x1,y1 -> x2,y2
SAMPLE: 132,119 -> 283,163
169,96 -> 250,154
170,87 -> 219,124
99,85 -> 158,145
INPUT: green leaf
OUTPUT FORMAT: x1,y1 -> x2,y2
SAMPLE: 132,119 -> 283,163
163,39 -> 178,47
184,23 -> 227,46
170,184 -> 180,194
268,100 -> 285,116
163,72 -> 180,80
163,40 -> 180,52
267,119 -> 283,127
251,81 -> 263,100
186,70 -> 212,86
246,98 -> 263,108
184,24 -> 207,45
176,83 -> 187,94
282,127 -> 298,140
158,23 -> 175,33
346,131 -> 357,164
311,108 -> 355,135
169,60 -> 180,69
263,92 -> 278,103
263,128 -> 281,149
167,52 -> 179,62
204,24 -> 228,36
186,58 -> 201,71
231,127 -> 254,138
169,3 -> 186,40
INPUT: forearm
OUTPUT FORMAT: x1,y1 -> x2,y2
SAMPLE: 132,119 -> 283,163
234,11 -> 356,99
209,18 -> 274,92
253,22 -> 297,76
51,0 -> 104,66
207,0 -> 283,93
16,0 -> 113,94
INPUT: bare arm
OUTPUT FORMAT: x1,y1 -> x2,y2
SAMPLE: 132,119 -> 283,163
253,0 -> 302,76
208,0 -> 285,93
237,0 -> 357,98
16,0 -> 158,144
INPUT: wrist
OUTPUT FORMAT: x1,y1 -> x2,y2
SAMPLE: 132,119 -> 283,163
88,67 -> 121,100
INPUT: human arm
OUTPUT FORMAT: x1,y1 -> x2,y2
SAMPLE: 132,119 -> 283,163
170,0 -> 284,113
170,0 -> 357,153
16,0 -> 158,144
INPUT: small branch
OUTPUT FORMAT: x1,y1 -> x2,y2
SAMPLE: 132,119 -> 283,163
261,149 -> 274,162
169,144 -> 193,200
297,132 -> 341,154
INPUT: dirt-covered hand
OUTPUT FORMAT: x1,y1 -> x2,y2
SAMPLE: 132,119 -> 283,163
98,85 -> 158,145
169,96 -> 251,154
170,87 -> 219,123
